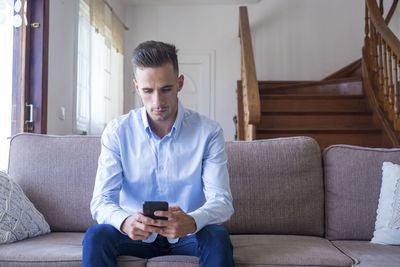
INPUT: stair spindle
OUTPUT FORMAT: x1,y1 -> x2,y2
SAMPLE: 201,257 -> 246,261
365,4 -> 369,38
388,48 -> 394,120
383,40 -> 390,111
365,4 -> 370,54
378,34 -> 385,101
370,26 -> 378,87
394,55 -> 400,130
373,28 -> 379,84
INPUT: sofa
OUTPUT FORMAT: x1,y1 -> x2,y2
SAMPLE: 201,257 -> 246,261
0,133 -> 399,266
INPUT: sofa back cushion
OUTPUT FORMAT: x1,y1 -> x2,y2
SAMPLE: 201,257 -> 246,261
8,133 -> 100,232
224,137 -> 324,236
323,145 -> 400,240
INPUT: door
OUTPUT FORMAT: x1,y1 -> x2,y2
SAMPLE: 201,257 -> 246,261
178,51 -> 215,119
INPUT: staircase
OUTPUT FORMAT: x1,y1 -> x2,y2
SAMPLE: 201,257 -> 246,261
237,2 -> 400,149
253,77 -> 384,150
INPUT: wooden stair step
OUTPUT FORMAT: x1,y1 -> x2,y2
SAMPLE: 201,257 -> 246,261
260,112 -> 376,129
259,79 -> 362,95
261,94 -> 368,113
255,128 -> 383,150
258,77 -> 361,90
257,80 -> 315,89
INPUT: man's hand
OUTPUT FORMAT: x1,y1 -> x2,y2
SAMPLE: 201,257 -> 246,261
121,211 -> 163,240
153,206 -> 197,239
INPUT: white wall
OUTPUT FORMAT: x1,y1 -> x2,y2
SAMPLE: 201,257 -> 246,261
388,2 -> 400,38
47,0 -> 126,135
47,0 -> 77,135
123,0 -> 365,140
48,0 -> 366,139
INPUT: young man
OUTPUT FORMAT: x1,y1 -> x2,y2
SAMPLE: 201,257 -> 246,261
82,41 -> 234,267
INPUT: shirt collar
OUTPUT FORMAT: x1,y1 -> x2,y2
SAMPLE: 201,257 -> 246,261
141,100 -> 184,140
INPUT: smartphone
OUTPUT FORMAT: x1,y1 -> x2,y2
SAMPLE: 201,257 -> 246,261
143,201 -> 169,220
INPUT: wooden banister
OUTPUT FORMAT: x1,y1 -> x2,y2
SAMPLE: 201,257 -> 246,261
237,6 -> 261,140
385,0 -> 399,24
364,0 -> 400,144
325,0 -> 398,81
367,0 -> 400,56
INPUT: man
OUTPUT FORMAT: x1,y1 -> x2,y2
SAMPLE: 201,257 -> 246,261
82,40 -> 234,267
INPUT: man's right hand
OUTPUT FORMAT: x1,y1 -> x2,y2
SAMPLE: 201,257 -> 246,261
121,211 -> 163,240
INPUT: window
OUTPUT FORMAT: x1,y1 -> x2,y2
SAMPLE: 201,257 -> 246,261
75,0 -> 124,135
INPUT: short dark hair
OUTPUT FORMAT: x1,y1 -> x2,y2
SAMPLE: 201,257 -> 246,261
132,40 -> 179,77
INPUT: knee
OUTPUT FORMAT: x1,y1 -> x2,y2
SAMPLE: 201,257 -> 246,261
83,224 -> 119,247
196,225 -> 232,247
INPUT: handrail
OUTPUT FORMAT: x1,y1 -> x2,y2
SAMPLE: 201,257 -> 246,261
324,1 -> 398,81
238,6 -> 260,140
367,0 -> 400,56
364,0 -> 400,141
385,0 -> 398,24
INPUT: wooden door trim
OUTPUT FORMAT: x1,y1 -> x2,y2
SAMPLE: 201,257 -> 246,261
12,0 -> 49,135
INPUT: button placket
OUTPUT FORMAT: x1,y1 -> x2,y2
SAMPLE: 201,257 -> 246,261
157,140 -> 165,193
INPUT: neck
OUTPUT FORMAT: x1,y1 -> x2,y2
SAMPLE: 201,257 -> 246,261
148,111 -> 178,139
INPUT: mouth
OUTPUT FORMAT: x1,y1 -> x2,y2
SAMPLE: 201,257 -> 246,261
152,108 -> 167,115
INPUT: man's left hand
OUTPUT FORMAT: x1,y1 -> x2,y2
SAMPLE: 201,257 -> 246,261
153,206 -> 197,239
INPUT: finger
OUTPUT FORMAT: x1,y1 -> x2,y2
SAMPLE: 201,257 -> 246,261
125,225 -> 150,240
169,206 -> 182,212
152,219 -> 170,228
154,210 -> 173,218
137,213 -> 157,225
159,228 -> 179,239
129,232 -> 150,240
130,227 -> 150,236
135,221 -> 164,234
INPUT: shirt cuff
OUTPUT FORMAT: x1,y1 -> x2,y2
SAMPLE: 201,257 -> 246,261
187,210 -> 208,233
110,209 -> 132,234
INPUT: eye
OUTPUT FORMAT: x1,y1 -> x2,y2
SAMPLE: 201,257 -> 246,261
142,88 -> 152,94
162,87 -> 172,93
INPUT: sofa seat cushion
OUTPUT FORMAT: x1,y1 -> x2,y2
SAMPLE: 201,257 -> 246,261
0,232 -> 146,267
146,235 -> 353,267
122,235 -> 353,267
147,255 -> 198,267
332,241 -> 400,267
231,235 -> 353,266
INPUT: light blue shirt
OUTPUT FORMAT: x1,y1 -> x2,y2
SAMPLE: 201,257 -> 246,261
90,101 -> 234,243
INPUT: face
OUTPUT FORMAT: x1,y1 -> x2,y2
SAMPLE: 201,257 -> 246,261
134,63 -> 184,127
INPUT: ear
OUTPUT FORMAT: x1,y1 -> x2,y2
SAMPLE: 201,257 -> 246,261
178,75 -> 184,92
133,79 -> 140,94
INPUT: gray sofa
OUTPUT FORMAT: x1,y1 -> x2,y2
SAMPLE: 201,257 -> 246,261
1,133 -> 399,266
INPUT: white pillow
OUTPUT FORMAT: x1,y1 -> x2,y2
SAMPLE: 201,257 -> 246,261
0,171 -> 50,244
371,162 -> 400,245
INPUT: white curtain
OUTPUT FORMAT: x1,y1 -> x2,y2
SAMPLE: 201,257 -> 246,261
89,27 -> 106,134
76,0 -> 124,135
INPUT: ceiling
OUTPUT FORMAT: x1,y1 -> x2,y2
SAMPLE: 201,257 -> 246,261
119,0 -> 261,6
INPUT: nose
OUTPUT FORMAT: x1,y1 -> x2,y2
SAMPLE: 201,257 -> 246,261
152,90 -> 162,107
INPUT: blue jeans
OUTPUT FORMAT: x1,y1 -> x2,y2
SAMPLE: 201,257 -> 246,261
82,224 -> 234,267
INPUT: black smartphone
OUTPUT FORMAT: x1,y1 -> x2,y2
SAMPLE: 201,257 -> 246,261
143,201 -> 169,220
